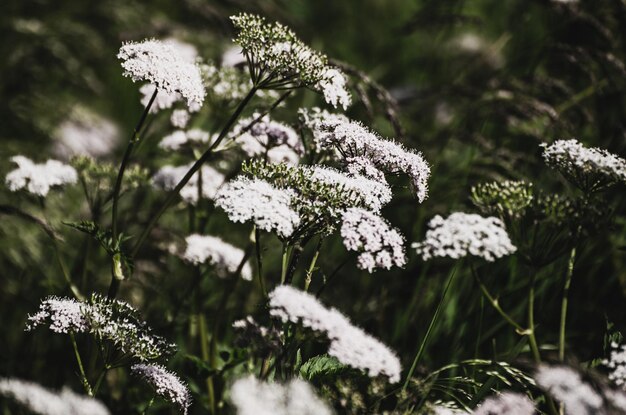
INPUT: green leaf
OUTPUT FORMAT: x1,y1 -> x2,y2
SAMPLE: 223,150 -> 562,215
299,354 -> 350,381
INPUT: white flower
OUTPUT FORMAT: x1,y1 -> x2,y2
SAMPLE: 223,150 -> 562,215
158,129 -> 213,151
26,297 -> 88,334
473,392 -> 535,415
316,68 -> 351,110
603,342 -> 626,387
298,107 -> 349,154
345,156 -> 387,183
215,177 -> 301,239
183,234 -> 252,280
53,108 -> 119,159
131,364 -> 191,415
152,163 -> 225,204
118,39 -> 205,110
222,44 -> 246,67
317,118 -> 431,202
542,139 -> 626,189
269,286 -> 401,382
230,376 -> 332,415
535,365 -> 603,415
413,212 -> 517,262
170,109 -> 190,129
341,208 -> 406,272
140,84 -> 181,113
6,155 -> 78,197
0,378 -> 110,415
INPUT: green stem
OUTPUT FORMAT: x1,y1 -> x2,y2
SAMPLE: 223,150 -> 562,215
304,238 -> 322,292
141,396 -> 156,415
254,227 -> 267,297
527,273 -> 542,363
198,312 -> 215,414
92,366 -> 108,397
559,242 -> 578,361
70,333 -> 93,396
471,265 -> 524,332
280,244 -> 291,285
402,263 -> 459,392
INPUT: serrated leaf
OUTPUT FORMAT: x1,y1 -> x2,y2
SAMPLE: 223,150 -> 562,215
299,354 -> 350,381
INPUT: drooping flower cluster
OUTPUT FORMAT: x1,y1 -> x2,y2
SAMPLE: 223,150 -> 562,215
535,365 -> 603,415
316,68 -> 352,110
473,392 -> 535,415
471,180 -> 534,219
0,378 -> 110,415
183,234 -> 252,280
215,177 -> 301,239
269,286 -> 402,382
542,139 -> 626,191
230,376 -> 332,415
131,364 -> 191,415
27,294 -> 174,361
152,163 -> 225,204
413,212 -> 517,262
158,129 -> 214,151
118,39 -> 205,110
316,118 -> 430,202
54,108 -> 120,159
5,155 -> 78,197
170,109 -> 190,129
341,208 -> 406,272
603,342 -> 626,387
298,107 -> 349,154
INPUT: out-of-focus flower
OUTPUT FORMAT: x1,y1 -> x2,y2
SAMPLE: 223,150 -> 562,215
53,108 -> 119,159
158,129 -> 213,151
152,163 -> 225,204
183,234 -> 252,280
6,155 -> 78,197
535,365 -> 603,415
473,392 -> 534,415
170,109 -> 190,129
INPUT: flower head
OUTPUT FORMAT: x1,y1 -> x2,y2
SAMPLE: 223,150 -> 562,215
131,364 -> 191,415
183,234 -> 252,280
6,155 -> 78,197
603,342 -> 626,387
158,129 -> 213,151
54,108 -> 119,159
413,212 -> 517,262
152,163 -> 225,204
118,39 -> 205,110
535,365 -> 603,415
341,208 -> 406,272
170,109 -> 191,129
26,296 -> 88,333
471,180 -> 534,219
316,68 -> 351,110
473,392 -> 535,415
298,107 -> 349,154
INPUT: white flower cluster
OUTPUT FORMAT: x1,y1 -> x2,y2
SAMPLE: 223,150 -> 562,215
317,118 -> 431,202
230,376 -> 332,415
152,163 -> 225,204
535,365 -> 603,415
170,109 -> 191,129
215,177 -> 301,239
473,392 -> 534,415
413,212 -> 517,262
341,208 -> 406,272
5,155 -> 78,197
298,107 -> 349,154
316,68 -> 352,110
542,139 -> 626,188
230,114 -> 303,165
118,39 -> 205,110
140,84 -> 181,113
158,129 -> 213,151
603,342 -> 626,387
27,295 -> 174,361
222,45 -> 246,67
269,286 -> 401,382
183,234 -> 252,280
131,364 -> 191,415
0,378 -> 110,415
54,108 -> 119,159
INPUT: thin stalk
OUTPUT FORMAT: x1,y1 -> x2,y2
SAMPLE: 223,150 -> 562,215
471,265 -> 524,332
70,333 -> 93,396
559,241 -> 578,361
198,313 -> 215,414
130,86 -> 258,259
527,273 -> 542,363
402,263 -> 459,392
254,227 -> 267,297
92,366 -> 108,397
280,244 -> 291,285
141,396 -> 156,415
304,238 -> 323,292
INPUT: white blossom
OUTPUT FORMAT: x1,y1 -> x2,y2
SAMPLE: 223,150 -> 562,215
53,108 -> 119,159
6,155 -> 78,197
603,342 -> 626,387
158,129 -> 213,151
298,107 -> 349,154
222,45 -> 246,67
317,118 -> 430,202
152,163 -> 225,204
118,39 -> 205,110
345,156 -> 387,183
0,378 -> 110,415
473,392 -> 535,415
230,376 -> 332,415
215,177 -> 301,239
140,83 -> 181,113
170,109 -> 191,129
183,234 -> 252,280
535,365 -> 603,415
341,208 -> 406,272
131,364 -> 191,415
26,297 -> 88,333
413,212 -> 517,262
269,286 -> 401,382
316,68 -> 351,110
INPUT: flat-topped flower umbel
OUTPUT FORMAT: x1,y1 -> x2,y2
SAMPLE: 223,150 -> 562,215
6,156 -> 78,197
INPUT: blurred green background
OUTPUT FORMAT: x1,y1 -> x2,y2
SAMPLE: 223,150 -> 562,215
1,0 -> 626,412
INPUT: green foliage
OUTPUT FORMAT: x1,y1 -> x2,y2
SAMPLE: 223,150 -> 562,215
299,354 -> 351,381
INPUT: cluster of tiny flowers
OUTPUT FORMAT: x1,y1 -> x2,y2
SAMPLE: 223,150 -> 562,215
298,107 -> 349,154
231,13 -> 328,86
131,364 -> 191,415
0,378 -> 110,415
535,365 -> 603,415
6,155 -> 78,197
316,67 -> 352,110
230,376 -> 332,415
341,208 -> 406,272
118,39 -> 205,110
158,129 -> 213,151
345,156 -> 388,183
269,286 -> 402,382
542,139 -> 626,188
183,234 -> 252,280
215,177 -> 301,239
152,163 -> 225,204
603,342 -> 626,387
473,392 -> 535,415
27,295 -> 174,361
54,108 -> 119,159
230,114 -> 303,165
317,118 -> 431,202
471,180 -> 534,219
413,212 -> 517,262
170,109 -> 191,129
